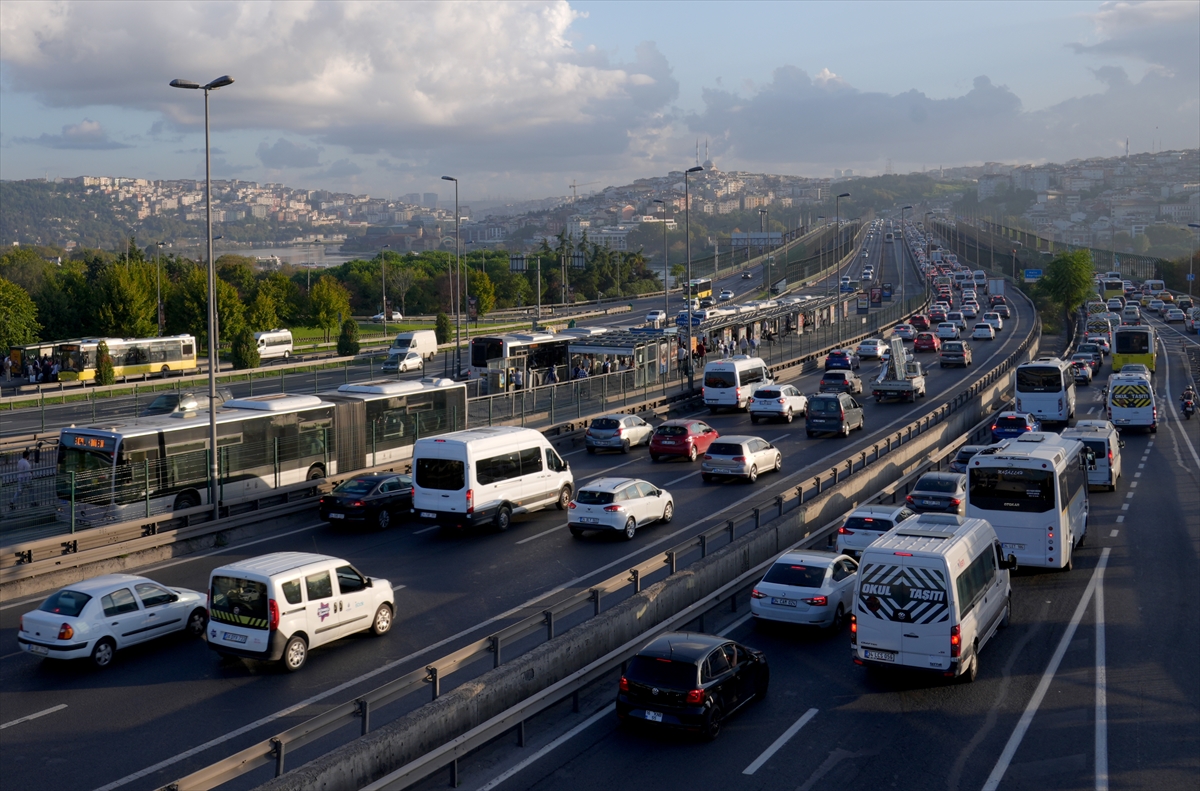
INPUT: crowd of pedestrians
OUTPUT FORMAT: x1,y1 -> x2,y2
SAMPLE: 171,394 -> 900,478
2,354 -> 59,386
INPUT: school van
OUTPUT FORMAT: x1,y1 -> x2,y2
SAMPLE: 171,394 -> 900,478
1062,420 -> 1124,491
852,514 -> 1016,682
702,356 -> 773,411
411,426 -> 573,531
207,552 -> 394,672
1143,279 -> 1165,296
254,329 -> 294,360
391,330 -> 438,361
1106,371 -> 1157,432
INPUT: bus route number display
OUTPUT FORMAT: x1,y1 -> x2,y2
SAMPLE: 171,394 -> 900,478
72,436 -> 112,451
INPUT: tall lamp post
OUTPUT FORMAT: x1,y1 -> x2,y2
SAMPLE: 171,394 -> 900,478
900,205 -> 912,296
379,244 -> 391,338
1188,223 -> 1199,298
155,241 -> 166,336
817,215 -> 827,297
759,208 -> 770,293
653,198 -> 669,319
441,176 -> 462,376
684,165 -> 703,389
170,74 -> 233,520
834,192 -> 850,326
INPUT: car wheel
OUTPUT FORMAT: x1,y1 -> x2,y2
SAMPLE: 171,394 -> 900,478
688,446 -> 698,462
586,446 -> 596,454
494,505 -> 512,531
400,364 -> 407,373
747,465 -> 758,483
373,508 -> 391,531
569,525 -> 584,538
702,705 -> 722,741
651,453 -> 660,462
1000,595 -> 1011,629
187,608 -> 208,637
841,423 -> 850,437
751,414 -> 760,424
661,502 -> 674,523
370,603 -> 393,636
960,649 -> 979,684
785,409 -> 793,423
173,491 -> 201,512
623,517 -> 637,540
282,635 -> 308,672
557,485 -> 572,510
90,638 -> 116,668
621,439 -> 631,454
829,603 -> 845,630
702,473 -> 713,483
774,454 -> 782,472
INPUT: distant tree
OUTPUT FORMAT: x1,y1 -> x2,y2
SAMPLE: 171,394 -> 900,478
1038,249 -> 1095,330
0,276 -> 41,351
387,265 -> 419,316
216,255 -> 258,300
435,311 -> 452,344
166,266 -> 246,348
308,275 -> 351,342
246,289 -> 280,332
96,340 -> 115,386
337,319 -> 360,356
469,269 -> 496,317
229,326 -> 260,370
95,260 -> 157,338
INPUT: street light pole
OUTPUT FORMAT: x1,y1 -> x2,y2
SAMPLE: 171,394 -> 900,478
835,192 -> 850,326
1188,224 -> 1200,297
900,205 -> 912,296
654,198 -> 669,319
170,74 -> 233,520
760,208 -> 769,294
155,241 -> 166,336
817,215 -> 827,298
684,165 -> 703,390
441,176 -> 461,375
379,244 -> 390,338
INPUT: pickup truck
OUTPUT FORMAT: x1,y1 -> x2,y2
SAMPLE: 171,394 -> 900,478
871,339 -> 928,402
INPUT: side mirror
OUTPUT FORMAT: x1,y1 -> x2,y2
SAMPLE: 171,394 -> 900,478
1004,554 -> 1018,571
366,578 -> 373,588
169,593 -> 179,603
1118,440 -> 1125,448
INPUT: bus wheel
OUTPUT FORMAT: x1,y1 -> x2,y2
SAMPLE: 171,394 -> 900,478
173,492 -> 200,512
306,465 -> 325,481
283,350 -> 290,359
160,365 -> 171,379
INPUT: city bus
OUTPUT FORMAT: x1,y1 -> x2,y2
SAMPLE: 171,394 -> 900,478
687,278 -> 714,301
966,432 -> 1090,570
1101,279 -> 1125,302
1112,325 -> 1157,373
469,332 -> 570,380
1014,358 -> 1076,425
884,232 -> 894,243
55,336 -> 199,382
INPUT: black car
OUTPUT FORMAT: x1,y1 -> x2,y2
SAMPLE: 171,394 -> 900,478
319,472 -> 413,529
742,271 -> 753,279
823,349 -> 860,371
617,632 -> 768,740
905,471 -> 967,514
947,445 -> 985,474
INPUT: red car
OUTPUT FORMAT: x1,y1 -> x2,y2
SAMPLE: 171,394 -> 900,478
909,314 -> 931,330
649,419 -> 719,462
914,332 -> 941,352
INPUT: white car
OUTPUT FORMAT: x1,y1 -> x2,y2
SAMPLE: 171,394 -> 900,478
855,338 -> 888,359
585,414 -> 654,453
18,574 -> 207,668
880,345 -> 913,364
750,550 -> 859,628
892,323 -> 916,340
371,311 -> 403,321
719,289 -> 735,301
835,504 -> 917,558
748,384 -> 808,423
961,290 -> 978,302
645,309 -> 667,324
1148,299 -> 1165,314
932,301 -> 951,313
701,435 -> 782,483
971,323 -> 996,340
983,312 -> 1004,332
946,311 -> 968,330
568,478 -> 673,539
382,350 -> 423,373
937,322 -> 960,340
960,303 -> 978,318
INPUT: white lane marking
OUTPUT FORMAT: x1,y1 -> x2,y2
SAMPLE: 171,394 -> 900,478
1158,336 -> 1200,468
1129,482 -> 1138,488
1137,464 -> 1144,469
413,526 -> 439,535
0,703 -> 67,730
1110,530 -> 1119,537
663,469 -> 701,487
1133,472 -> 1141,478
515,523 -> 568,545
477,704 -> 617,791
1115,516 -> 1124,523
981,547 -> 1110,791
1147,440 -> 1155,448
1126,492 -> 1135,499
1086,407 -> 1096,415
743,708 -> 820,775
1096,551 -> 1109,791
1121,504 -> 1129,511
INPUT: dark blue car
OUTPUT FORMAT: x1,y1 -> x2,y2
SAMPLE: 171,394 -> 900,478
990,411 -> 1041,443
824,349 -> 860,371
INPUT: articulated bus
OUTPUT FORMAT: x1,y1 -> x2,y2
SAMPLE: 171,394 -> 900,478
469,332 -> 569,380
687,278 -> 714,301
1101,279 -> 1125,302
967,432 -> 1090,570
1112,325 -> 1157,373
55,379 -> 467,527
55,336 -> 199,381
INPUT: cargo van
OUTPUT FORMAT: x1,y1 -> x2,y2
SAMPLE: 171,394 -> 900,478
702,356 -> 772,412
254,329 -> 294,360
207,552 -> 394,672
391,330 -> 438,361
1106,371 -> 1157,432
1143,279 -> 1165,296
852,514 -> 1015,682
1062,420 -> 1124,491
411,426 -> 573,531
972,270 -> 987,289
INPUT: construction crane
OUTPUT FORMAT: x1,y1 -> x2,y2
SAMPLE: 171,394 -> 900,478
569,180 -> 599,203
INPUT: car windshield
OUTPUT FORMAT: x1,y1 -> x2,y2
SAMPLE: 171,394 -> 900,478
626,656 -> 697,688
576,490 -> 615,505
333,478 -> 376,495
39,589 -> 92,617
656,425 -> 688,436
591,418 -> 621,430
762,562 -> 827,588
704,371 -> 736,388
914,476 -> 959,493
708,442 -> 746,456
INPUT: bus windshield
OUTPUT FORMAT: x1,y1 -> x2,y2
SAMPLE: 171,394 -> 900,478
1115,331 -> 1150,355
470,338 -> 504,369
1016,367 -> 1063,393
969,467 -> 1055,513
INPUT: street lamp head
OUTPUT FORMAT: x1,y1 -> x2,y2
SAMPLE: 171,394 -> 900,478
686,166 -> 704,174
838,192 -> 851,198
653,198 -> 664,204
441,175 -> 457,182
169,79 -> 201,90
205,76 -> 235,90
902,205 -> 913,210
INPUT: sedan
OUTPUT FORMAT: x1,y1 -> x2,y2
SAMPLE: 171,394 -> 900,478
971,323 -> 996,341
960,303 -> 979,319
320,472 -> 413,530
856,339 -> 888,359
905,472 -> 967,515
994,304 -> 1011,319
824,349 -> 861,371
719,289 -> 735,301
1148,299 -> 1165,314
936,322 -> 961,340
585,414 -> 654,454
820,370 -> 864,394
1071,361 -> 1094,385
929,309 -> 948,324
991,411 -> 1041,442
742,270 -> 753,279
751,551 -> 859,628
1165,308 -> 1186,323
616,632 -> 768,739
892,323 -> 917,340
748,384 -> 807,423
909,314 -> 931,330
650,419 -> 719,462
982,312 -> 1004,332
645,309 -> 667,324
18,574 -> 207,668
371,310 -> 403,322
1085,334 -> 1110,354
914,332 -> 941,352
702,436 -> 782,483
568,478 -> 673,539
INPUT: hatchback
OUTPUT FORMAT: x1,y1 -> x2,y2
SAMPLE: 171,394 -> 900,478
971,323 -> 995,341
751,551 -> 859,628
819,370 -> 864,394
18,574 -> 207,668
937,322 -> 960,340
585,414 -> 654,454
824,349 -> 860,371
929,309 -> 948,324
994,304 -> 1011,319
991,411 -> 1041,442
568,478 -> 673,539
834,505 -> 916,558
806,393 -> 865,437
748,384 -> 807,423
914,332 -> 940,352
320,473 -> 413,530
909,314 -> 931,330
142,388 -> 232,417
892,323 -> 916,340
701,436 -> 782,483
1073,347 -> 1102,373
1085,334 -> 1110,354
946,312 -> 967,330
650,419 -> 719,462
961,304 -> 979,319
939,340 -> 972,367
616,632 -> 769,740
1106,298 -> 1125,311
1148,299 -> 1165,314
947,445 -> 986,474
645,309 -> 667,323
983,312 -> 1004,332
1071,361 -> 1094,385
905,471 -> 967,514
381,351 -> 423,373
856,339 -> 887,359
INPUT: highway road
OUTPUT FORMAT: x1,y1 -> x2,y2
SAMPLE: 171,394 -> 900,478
0,224 -> 987,791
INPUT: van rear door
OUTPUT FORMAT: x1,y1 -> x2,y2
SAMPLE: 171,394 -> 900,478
857,555 -> 951,670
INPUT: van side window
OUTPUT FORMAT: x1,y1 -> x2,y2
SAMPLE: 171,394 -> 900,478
519,447 -> 543,475
336,566 -> 367,594
954,550 -> 997,617
305,571 -> 333,601
476,451 -> 521,484
281,579 -> 303,605
545,448 -> 566,472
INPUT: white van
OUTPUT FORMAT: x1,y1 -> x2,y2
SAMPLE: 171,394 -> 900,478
391,330 -> 438,361
207,552 -> 394,672
411,426 -> 573,531
952,271 -> 970,289
1143,279 -> 1165,296
702,356 -> 772,412
255,329 -> 294,360
1106,371 -> 1157,432
972,270 -> 987,289
1062,420 -> 1124,491
853,514 -> 1015,682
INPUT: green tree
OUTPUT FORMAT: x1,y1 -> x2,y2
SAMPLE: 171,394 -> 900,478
337,319 -> 360,356
95,260 -> 157,337
435,311 -> 452,344
469,269 -> 496,317
1038,249 -> 1095,331
229,325 -> 261,370
308,275 -> 352,342
166,266 -> 246,348
216,255 -> 258,300
246,289 -> 280,332
0,276 -> 42,351
96,340 -> 115,386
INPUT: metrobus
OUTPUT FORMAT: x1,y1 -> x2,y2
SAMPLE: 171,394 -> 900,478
1101,279 -> 1125,301
1014,358 -> 1076,425
687,278 -> 714,301
1112,325 -> 1157,373
55,379 -> 467,527
469,332 -> 571,380
55,336 -> 199,381
966,432 -> 1090,570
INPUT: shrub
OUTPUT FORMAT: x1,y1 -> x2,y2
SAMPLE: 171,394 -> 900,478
337,319 -> 360,357
96,340 -> 116,386
230,326 -> 261,370
435,311 -> 452,344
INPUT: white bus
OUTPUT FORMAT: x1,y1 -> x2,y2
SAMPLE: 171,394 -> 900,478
1014,358 -> 1076,425
966,432 -> 1090,570
469,329 -> 608,381
254,329 -> 294,360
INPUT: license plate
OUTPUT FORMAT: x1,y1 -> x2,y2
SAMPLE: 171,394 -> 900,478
222,632 -> 248,644
661,440 -> 676,445
27,644 -> 48,656
644,710 -> 663,722
921,499 -> 939,506
863,650 -> 896,662
329,513 -> 345,519
420,512 -> 437,519
1002,542 -> 1026,551
771,597 -> 797,607
580,517 -> 599,524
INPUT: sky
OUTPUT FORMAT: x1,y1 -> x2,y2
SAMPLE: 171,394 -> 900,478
1,0 -> 1197,204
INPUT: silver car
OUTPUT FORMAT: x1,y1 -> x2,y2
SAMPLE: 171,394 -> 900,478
701,435 -> 782,483
585,414 -> 654,454
568,478 -> 673,539
750,551 -> 859,628
748,384 -> 808,424
835,504 -> 917,558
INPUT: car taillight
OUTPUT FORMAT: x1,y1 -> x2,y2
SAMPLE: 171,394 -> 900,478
268,599 -> 280,631
804,596 -> 828,606
603,505 -> 624,512
18,616 -> 23,632
615,428 -> 624,436
685,689 -> 705,705
840,410 -> 845,421
736,387 -> 742,400
751,589 -> 766,599
1108,450 -> 1113,462
777,399 -> 786,404
619,676 -> 629,692
58,623 -> 74,640
950,498 -> 962,506
838,525 -> 854,535
748,397 -> 755,404
905,495 -> 915,504
585,429 -> 594,436
350,500 -> 364,508
950,624 -> 961,657
466,488 -> 474,514
850,614 -> 857,645
732,456 -> 747,462
568,501 -> 576,509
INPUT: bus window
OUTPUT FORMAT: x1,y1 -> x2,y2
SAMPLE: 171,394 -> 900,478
1016,366 -> 1063,393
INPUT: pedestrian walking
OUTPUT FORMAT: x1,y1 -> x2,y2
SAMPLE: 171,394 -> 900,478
547,366 -> 559,384
9,450 -> 36,510
513,368 -> 524,390
739,336 -> 749,355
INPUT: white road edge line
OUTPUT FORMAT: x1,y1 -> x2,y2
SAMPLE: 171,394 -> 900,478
1158,337 -> 1200,468
515,524 -> 568,545
1095,549 -> 1109,791
981,547 -> 1111,791
1,703 -> 67,730
742,708 -> 820,775
476,705 -> 616,791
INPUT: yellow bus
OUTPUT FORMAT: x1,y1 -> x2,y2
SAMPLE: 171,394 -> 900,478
687,278 -> 714,301
56,335 -> 199,382
1112,325 -> 1156,374
1101,279 -> 1124,301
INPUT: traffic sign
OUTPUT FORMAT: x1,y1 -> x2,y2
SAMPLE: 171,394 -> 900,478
1024,269 -> 1043,282
1188,273 -> 1195,282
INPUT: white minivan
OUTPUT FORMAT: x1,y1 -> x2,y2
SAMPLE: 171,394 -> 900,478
852,513 -> 1016,682
1105,371 -> 1157,432
255,329 -> 294,361
391,330 -> 438,361
702,356 -> 772,412
1062,420 -> 1124,491
207,552 -> 394,672
411,426 -> 573,531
